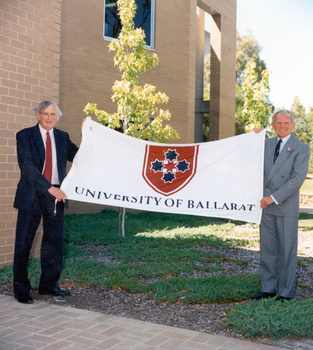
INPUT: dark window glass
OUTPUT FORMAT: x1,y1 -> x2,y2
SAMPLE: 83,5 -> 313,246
104,0 -> 152,47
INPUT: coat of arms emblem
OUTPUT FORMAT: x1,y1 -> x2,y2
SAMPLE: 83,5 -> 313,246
142,145 -> 199,196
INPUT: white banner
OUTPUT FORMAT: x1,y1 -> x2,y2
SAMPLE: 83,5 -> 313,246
61,118 -> 265,224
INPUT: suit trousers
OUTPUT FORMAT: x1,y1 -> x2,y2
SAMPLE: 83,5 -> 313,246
260,213 -> 298,298
13,198 -> 64,296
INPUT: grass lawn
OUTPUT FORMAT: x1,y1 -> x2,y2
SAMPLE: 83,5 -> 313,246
301,174 -> 313,193
298,212 -> 313,230
1,210 -> 313,338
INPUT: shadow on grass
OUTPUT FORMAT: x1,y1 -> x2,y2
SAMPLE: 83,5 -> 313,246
64,209 -> 247,245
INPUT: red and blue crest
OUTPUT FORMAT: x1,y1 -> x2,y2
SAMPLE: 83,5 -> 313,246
142,145 -> 199,196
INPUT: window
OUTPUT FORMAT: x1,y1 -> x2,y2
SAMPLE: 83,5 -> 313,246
104,0 -> 155,48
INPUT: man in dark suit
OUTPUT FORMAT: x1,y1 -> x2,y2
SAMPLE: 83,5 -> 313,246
13,100 -> 79,304
253,110 -> 310,301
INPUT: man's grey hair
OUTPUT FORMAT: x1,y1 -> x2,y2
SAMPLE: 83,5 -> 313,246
272,109 -> 295,125
33,100 -> 62,120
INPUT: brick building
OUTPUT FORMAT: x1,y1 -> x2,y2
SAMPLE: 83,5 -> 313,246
0,0 -> 236,267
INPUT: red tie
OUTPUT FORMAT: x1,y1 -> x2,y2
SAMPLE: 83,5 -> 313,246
43,131 -> 52,182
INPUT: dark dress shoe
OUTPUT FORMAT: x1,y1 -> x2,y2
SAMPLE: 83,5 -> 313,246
276,296 -> 293,302
39,286 -> 71,297
15,293 -> 33,304
253,292 -> 276,300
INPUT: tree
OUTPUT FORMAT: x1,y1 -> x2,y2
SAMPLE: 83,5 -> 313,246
306,107 -> 313,138
306,107 -> 313,172
236,32 -> 272,134
291,97 -> 312,145
203,54 -> 210,141
203,54 -> 210,101
84,0 -> 179,143
236,31 -> 267,82
241,61 -> 272,132
83,0 -> 179,236
203,31 -> 271,136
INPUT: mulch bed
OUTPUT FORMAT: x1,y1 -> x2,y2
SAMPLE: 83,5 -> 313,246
1,228 -> 313,349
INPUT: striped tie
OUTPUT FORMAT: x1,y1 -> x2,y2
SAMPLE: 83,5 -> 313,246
273,139 -> 282,164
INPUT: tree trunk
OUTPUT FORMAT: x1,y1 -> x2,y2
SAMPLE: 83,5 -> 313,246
119,207 -> 125,237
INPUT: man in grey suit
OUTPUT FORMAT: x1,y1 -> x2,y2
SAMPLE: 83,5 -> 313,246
253,110 -> 310,301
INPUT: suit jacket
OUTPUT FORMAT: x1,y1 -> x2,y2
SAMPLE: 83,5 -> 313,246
263,135 -> 310,217
14,123 -> 78,213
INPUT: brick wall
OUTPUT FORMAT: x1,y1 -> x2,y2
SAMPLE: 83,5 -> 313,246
57,0 -> 236,215
0,0 -> 63,268
56,0 -> 236,145
0,0 -> 236,267
201,0 -> 237,140
57,0 -> 212,214
57,0 -> 199,143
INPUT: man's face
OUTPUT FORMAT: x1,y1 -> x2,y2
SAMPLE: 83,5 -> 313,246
271,113 -> 295,139
37,104 -> 58,131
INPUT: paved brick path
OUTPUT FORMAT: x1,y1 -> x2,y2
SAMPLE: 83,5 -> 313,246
0,294 -> 287,350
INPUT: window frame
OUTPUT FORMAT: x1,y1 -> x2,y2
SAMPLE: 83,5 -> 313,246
103,0 -> 155,49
